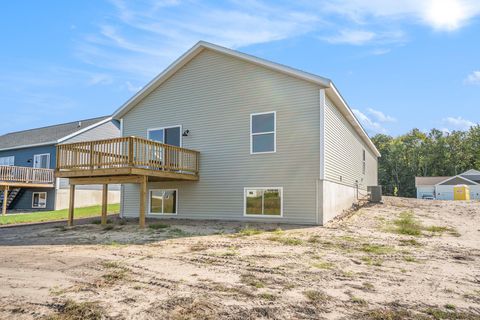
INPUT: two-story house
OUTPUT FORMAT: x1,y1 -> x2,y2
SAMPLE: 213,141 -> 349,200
56,41 -> 380,227
0,116 -> 120,214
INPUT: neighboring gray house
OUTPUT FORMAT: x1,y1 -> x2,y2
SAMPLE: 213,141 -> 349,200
57,41 -> 380,226
0,116 -> 120,212
415,169 -> 480,200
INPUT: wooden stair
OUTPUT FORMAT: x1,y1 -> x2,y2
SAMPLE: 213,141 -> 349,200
0,188 -> 23,210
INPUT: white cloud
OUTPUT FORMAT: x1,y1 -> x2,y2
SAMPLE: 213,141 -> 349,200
464,71 -> 480,85
353,109 -> 387,134
87,73 -> 113,86
321,0 -> 480,31
125,81 -> 142,93
442,116 -> 475,130
323,30 -> 376,45
367,108 -> 396,122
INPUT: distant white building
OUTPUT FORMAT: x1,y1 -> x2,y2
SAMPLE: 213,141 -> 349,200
415,169 -> 480,200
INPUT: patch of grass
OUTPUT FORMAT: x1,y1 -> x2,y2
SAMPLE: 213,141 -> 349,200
102,269 -> 128,284
392,211 -> 423,236
303,290 -> 330,305
357,308 -> 414,320
362,282 -> 375,291
425,226 -> 450,233
0,204 -> 120,225
267,235 -> 303,246
351,296 -> 368,306
44,300 -> 106,320
148,223 -> 169,230
258,293 -> 276,301
444,304 -> 456,310
403,256 -> 417,263
424,307 -> 478,320
190,243 -> 208,252
312,261 -> 335,270
235,226 -> 264,237
240,274 -> 265,289
361,256 -> 383,266
308,235 -> 321,243
399,238 -> 422,246
101,261 -> 125,269
168,228 -> 191,237
361,244 -> 394,255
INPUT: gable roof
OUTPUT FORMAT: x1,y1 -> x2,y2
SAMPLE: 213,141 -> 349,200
461,169 -> 480,176
437,175 -> 479,186
111,41 -> 381,157
0,116 -> 112,151
415,176 -> 451,186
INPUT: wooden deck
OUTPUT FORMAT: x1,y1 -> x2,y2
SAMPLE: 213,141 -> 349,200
55,136 -> 200,228
0,165 -> 55,215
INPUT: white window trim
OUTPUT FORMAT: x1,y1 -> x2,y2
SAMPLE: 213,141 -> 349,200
148,189 -> 179,215
0,156 -> 15,166
147,125 -> 183,147
32,192 -> 47,209
250,111 -> 276,154
243,187 -> 283,217
33,153 -> 51,169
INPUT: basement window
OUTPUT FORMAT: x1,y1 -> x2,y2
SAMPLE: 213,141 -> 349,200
250,112 -> 276,154
149,189 -> 177,215
244,187 -> 282,216
32,192 -> 47,209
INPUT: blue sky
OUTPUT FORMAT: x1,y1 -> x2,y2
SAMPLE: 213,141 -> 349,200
1,0 -> 479,136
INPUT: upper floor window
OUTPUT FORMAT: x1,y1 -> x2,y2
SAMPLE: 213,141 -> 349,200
250,112 -> 276,154
362,150 -> 366,175
0,156 -> 14,166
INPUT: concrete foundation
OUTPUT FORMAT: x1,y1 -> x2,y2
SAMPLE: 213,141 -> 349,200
319,180 -> 359,224
55,189 -> 120,210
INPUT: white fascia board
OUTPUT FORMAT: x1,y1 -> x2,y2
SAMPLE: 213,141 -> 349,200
436,175 -> 479,186
112,41 -> 331,120
57,117 -> 113,143
0,141 -> 57,152
326,83 -> 381,158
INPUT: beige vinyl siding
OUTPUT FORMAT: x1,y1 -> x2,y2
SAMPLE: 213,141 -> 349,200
60,120 -> 120,144
324,96 -> 377,189
121,48 -> 320,224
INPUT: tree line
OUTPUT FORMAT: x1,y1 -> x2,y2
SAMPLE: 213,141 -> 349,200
371,126 -> 480,198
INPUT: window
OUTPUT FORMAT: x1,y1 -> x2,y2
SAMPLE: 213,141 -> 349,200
32,192 -> 47,208
250,112 -> 276,154
33,153 -> 50,169
149,189 -> 177,215
362,150 -> 366,175
244,187 -> 282,216
0,156 -> 14,166
147,126 -> 181,147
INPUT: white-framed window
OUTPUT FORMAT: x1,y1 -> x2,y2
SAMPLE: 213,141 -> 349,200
250,112 -> 276,154
362,149 -> 366,175
33,153 -> 50,169
32,192 -> 47,208
0,156 -> 14,166
147,125 -> 182,147
244,187 -> 283,217
149,189 -> 178,215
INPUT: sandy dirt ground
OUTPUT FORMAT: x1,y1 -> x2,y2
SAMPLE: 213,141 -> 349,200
0,197 -> 479,319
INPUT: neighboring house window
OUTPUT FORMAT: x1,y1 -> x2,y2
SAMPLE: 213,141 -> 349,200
250,112 -> 276,154
362,150 -> 366,175
244,187 -> 282,216
147,126 -> 182,147
32,192 -> 47,208
33,153 -> 50,169
0,156 -> 14,166
149,189 -> 177,215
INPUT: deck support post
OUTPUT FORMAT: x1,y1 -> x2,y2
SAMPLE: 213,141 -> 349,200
68,184 -> 75,226
139,176 -> 147,228
2,186 -> 9,216
101,184 -> 108,225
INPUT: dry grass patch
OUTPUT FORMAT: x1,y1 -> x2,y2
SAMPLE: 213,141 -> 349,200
240,273 -> 265,289
390,211 -> 460,237
267,235 -> 303,246
43,300 -> 106,320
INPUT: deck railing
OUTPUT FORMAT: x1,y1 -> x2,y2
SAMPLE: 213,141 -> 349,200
56,136 -> 199,175
0,165 -> 55,185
